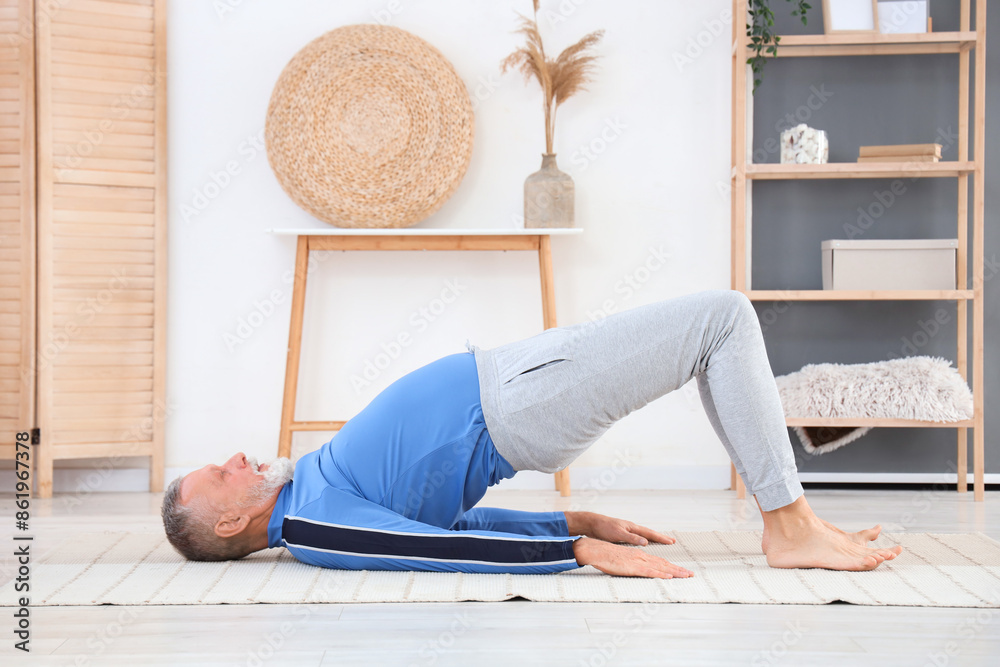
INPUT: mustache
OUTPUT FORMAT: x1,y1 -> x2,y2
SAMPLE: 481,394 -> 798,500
236,457 -> 294,508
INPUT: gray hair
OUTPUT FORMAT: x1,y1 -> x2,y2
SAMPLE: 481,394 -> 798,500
161,475 -> 254,561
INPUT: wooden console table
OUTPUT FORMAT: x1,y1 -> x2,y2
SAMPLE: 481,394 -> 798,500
268,228 -> 583,496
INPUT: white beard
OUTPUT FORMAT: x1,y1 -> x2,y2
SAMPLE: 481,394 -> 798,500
239,456 -> 294,508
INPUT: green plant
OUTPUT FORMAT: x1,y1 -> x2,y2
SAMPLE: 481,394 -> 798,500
747,0 -> 811,91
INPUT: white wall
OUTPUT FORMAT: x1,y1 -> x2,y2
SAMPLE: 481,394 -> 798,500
160,0 -> 736,490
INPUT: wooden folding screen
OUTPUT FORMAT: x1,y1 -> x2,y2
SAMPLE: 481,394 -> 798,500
0,0 -> 36,465
31,0 -> 166,497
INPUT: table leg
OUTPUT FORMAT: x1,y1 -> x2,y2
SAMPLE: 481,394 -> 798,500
36,435 -> 52,499
974,424 -> 984,502
278,236 -> 310,460
957,428 -> 968,493
731,462 -> 746,499
538,234 -> 571,497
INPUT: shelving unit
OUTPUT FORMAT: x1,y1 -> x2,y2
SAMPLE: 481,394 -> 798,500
730,0 -> 987,500
747,162 -> 975,178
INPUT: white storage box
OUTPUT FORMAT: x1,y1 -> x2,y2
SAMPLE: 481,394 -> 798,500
821,239 -> 958,290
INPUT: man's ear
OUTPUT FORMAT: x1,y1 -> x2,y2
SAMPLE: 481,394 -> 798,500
214,512 -> 250,539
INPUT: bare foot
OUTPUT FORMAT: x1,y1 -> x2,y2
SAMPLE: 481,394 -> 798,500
819,519 -> 882,546
765,517 -> 902,571
762,521 -> 883,554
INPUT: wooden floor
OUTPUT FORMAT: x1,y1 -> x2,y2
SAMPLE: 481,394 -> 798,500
2,487 -> 1000,666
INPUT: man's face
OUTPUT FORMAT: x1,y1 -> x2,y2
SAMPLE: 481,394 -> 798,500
180,452 -> 273,511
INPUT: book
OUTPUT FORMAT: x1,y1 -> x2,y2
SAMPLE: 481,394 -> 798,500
859,143 -> 942,158
857,155 -> 940,163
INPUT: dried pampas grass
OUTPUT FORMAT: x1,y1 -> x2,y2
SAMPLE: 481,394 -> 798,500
501,0 -> 603,154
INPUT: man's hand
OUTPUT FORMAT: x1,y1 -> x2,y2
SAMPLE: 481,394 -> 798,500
564,511 -> 676,547
572,537 -> 693,579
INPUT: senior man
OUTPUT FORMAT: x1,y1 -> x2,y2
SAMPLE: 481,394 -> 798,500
163,290 -> 901,577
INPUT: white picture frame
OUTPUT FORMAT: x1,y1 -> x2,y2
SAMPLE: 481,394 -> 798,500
822,0 -> 881,34
877,1 -> 930,34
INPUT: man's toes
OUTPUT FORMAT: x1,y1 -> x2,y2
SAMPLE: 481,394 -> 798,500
868,544 -> 901,561
861,525 -> 882,541
861,555 -> 880,570
859,546 -> 885,564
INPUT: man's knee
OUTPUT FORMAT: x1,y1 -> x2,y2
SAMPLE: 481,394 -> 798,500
703,289 -> 755,319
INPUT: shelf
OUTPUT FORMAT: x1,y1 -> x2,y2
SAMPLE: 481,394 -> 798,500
750,31 -> 978,58
745,162 -> 975,180
265,227 -> 584,236
786,417 -> 975,428
745,290 -> 974,301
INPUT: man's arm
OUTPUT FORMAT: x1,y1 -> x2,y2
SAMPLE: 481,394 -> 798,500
449,507 -> 571,537
452,508 -> 679,546
280,488 -> 582,575
563,511 -> 677,546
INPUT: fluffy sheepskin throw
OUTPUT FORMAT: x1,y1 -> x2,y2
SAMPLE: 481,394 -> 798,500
774,356 -> 974,455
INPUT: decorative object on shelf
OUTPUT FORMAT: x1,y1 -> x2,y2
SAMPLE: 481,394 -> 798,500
780,123 -> 829,164
265,25 -> 475,229
857,142 -> 941,163
776,356 -> 974,454
822,0 -> 880,34
523,154 -> 574,228
822,239 -> 958,290
501,0 -> 603,229
745,1 -> 812,90
877,0 -> 930,34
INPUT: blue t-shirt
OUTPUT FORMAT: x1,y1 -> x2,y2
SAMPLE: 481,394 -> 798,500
267,351 -> 581,574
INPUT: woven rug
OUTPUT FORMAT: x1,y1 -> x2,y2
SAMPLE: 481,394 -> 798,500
3,531 -> 999,607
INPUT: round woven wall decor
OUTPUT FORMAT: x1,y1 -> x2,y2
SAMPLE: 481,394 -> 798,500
265,24 -> 475,228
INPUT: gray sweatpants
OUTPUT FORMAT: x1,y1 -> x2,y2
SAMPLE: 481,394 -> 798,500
468,290 -> 804,512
